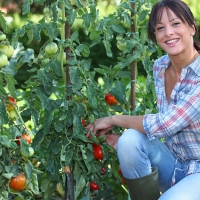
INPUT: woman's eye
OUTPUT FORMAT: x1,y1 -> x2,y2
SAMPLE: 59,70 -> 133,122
173,22 -> 180,26
157,26 -> 164,31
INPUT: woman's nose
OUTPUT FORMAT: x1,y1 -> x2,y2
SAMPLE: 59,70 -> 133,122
165,25 -> 173,36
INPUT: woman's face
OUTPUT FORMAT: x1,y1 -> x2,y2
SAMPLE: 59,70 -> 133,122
154,8 -> 195,56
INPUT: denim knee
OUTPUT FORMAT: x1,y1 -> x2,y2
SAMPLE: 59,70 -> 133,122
117,128 -> 148,153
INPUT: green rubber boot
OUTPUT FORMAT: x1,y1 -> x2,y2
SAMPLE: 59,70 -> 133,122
125,166 -> 160,200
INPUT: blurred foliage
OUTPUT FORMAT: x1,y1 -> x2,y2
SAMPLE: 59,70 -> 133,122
0,0 -> 132,88
1,0 -> 200,88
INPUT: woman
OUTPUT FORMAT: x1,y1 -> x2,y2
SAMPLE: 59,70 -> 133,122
87,0 -> 200,199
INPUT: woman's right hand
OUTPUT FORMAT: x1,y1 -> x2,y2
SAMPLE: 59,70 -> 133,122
86,116 -> 114,137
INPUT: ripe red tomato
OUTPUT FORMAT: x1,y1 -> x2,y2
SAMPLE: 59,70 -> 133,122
9,173 -> 27,191
8,96 -> 17,105
81,118 -> 86,126
118,166 -> 122,175
121,176 -> 127,185
16,134 -> 32,145
93,145 -> 104,160
100,167 -> 106,175
90,181 -> 99,190
105,93 -> 117,106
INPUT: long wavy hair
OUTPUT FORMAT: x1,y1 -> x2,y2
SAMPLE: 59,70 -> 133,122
147,0 -> 200,51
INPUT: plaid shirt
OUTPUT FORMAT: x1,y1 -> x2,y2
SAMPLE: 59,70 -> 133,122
143,54 -> 200,176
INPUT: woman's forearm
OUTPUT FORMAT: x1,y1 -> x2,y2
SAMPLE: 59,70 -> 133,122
110,115 -> 146,134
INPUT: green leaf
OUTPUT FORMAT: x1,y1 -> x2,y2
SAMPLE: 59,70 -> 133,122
89,30 -> 101,40
102,40 -> 112,58
2,173 -> 13,179
86,87 -> 98,109
71,30 -> 79,41
20,138 -> 31,156
5,74 -> 17,97
0,135 -> 17,148
89,36 -> 101,48
81,59 -> 91,71
22,0 -> 33,15
27,173 -> 40,195
0,103 -> 9,125
32,168 -> 44,174
0,11 -> 7,32
111,24 -> 125,34
75,175 -> 86,200
43,109 -> 53,134
68,11 -> 77,27
46,153 -> 57,180
139,10 -> 149,21
24,163 -> 32,180
82,13 -> 91,29
33,24 -> 42,42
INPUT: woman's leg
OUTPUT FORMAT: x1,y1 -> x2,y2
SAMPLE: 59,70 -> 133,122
159,173 -> 200,200
117,129 -> 176,192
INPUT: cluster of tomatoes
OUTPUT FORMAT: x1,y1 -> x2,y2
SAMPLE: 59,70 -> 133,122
81,119 -> 106,191
9,132 -> 34,191
0,32 -> 14,68
6,96 -> 19,119
6,96 -> 35,191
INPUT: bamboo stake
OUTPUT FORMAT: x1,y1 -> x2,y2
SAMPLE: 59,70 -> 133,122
130,1 -> 136,111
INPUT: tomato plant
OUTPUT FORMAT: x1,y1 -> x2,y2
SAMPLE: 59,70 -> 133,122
90,181 -> 99,191
93,145 -> 104,160
0,0 -> 159,199
9,173 -> 27,191
105,93 -> 117,106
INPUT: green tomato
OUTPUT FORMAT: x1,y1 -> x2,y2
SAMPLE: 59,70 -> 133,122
56,52 -> 66,64
43,7 -> 50,15
45,42 -> 58,55
20,146 -> 34,158
117,41 -> 126,51
0,44 -> 14,58
57,7 -> 62,19
0,54 -> 8,68
0,34 -> 6,41
116,36 -> 123,41
8,110 -> 18,120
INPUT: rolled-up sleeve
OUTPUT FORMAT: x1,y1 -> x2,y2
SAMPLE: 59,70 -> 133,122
143,92 -> 200,140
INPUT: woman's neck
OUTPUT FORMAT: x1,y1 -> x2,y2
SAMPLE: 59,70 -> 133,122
169,48 -> 199,72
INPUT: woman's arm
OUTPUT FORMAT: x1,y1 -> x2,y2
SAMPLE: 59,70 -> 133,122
87,115 -> 145,136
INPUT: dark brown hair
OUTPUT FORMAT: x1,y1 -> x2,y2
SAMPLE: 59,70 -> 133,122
147,0 -> 200,51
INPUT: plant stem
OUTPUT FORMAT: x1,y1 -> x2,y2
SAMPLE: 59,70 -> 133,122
60,3 -> 66,86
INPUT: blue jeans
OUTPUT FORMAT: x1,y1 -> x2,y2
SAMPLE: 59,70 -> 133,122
117,129 -> 200,200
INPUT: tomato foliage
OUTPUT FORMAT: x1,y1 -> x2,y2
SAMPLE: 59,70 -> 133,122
0,0 -> 159,199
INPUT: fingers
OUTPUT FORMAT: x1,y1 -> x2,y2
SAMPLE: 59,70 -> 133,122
85,124 -> 94,137
98,127 -> 113,136
85,117 -> 114,138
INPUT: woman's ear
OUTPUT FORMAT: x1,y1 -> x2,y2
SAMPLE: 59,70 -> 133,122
191,22 -> 196,36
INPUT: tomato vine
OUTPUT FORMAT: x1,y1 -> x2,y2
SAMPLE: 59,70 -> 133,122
0,0 -> 159,199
